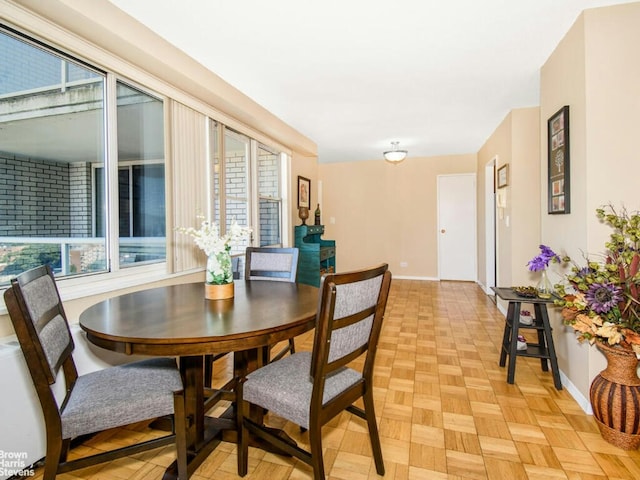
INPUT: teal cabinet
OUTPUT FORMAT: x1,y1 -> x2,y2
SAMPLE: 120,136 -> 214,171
294,225 -> 336,287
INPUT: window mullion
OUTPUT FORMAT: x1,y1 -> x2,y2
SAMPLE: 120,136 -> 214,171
249,139 -> 259,246
219,126 -> 227,230
105,73 -> 120,272
280,152 -> 291,246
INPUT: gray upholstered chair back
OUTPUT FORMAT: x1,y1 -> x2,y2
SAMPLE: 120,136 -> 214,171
244,247 -> 299,282
309,264 -> 390,382
11,265 -> 74,384
327,274 -> 382,363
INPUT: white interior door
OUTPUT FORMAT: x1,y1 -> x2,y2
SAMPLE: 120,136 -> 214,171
437,174 -> 477,281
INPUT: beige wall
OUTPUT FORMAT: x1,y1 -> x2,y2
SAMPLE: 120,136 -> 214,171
318,154 -> 477,276
477,108 -> 540,298
290,153 -> 319,242
539,2 -> 640,399
540,8 -> 591,398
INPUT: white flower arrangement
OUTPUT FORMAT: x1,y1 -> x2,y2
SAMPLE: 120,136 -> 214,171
177,217 -> 251,257
176,216 -> 252,284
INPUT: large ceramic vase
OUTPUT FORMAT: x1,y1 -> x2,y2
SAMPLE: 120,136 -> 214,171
590,342 -> 640,450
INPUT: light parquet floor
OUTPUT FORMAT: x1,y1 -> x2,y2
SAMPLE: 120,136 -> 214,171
31,280 -> 640,479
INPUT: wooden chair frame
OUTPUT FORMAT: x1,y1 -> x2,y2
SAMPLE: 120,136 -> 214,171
236,263 -> 391,479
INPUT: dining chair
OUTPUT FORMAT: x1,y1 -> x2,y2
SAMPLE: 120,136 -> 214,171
244,246 -> 299,282
3,265 -> 188,480
232,256 -> 241,279
236,263 -> 391,479
245,246 -> 300,360
204,247 -> 299,390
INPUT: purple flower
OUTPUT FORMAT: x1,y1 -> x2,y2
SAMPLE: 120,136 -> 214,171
585,282 -> 623,314
527,245 -> 560,272
577,266 -> 594,277
527,256 -> 548,271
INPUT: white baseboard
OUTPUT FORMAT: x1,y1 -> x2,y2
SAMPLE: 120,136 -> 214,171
392,275 -> 439,281
560,369 -> 592,414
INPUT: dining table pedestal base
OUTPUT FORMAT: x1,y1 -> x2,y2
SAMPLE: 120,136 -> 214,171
163,416 -> 224,480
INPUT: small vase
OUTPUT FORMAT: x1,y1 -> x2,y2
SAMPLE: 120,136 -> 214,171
205,250 -> 234,300
536,270 -> 553,299
590,342 -> 640,450
205,282 -> 234,300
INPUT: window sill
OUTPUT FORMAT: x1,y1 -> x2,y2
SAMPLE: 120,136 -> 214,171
0,263 -> 203,315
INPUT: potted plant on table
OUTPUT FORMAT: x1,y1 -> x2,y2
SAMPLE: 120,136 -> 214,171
555,205 -> 640,449
177,216 -> 252,300
527,244 -> 564,298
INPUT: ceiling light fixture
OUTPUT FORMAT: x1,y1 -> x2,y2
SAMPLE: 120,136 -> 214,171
383,141 -> 407,163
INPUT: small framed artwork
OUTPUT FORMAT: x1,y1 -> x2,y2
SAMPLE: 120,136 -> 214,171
497,164 -> 508,188
548,105 -> 570,214
297,176 -> 310,209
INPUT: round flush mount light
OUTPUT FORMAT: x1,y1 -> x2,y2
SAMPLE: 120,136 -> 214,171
383,141 -> 407,163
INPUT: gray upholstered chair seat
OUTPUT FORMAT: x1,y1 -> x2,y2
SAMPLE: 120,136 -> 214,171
243,351 -> 362,429
61,357 -> 182,439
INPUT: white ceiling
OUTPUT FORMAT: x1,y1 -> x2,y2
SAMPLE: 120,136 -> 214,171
108,0 -> 636,163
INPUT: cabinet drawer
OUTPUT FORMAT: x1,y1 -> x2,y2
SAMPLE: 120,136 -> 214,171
320,246 -> 335,261
305,225 -> 324,235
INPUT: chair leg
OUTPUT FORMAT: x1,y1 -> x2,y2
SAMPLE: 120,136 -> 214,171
43,433 -> 65,480
308,423 -> 325,480
363,389 -> 385,475
237,409 -> 249,476
236,354 -> 249,477
173,390 -> 188,480
60,438 -> 71,463
288,338 -> 296,354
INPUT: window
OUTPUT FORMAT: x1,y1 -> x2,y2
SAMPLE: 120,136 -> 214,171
1,23 -> 289,291
115,81 -> 165,266
0,27 -> 165,285
257,145 -> 282,247
211,126 -> 284,252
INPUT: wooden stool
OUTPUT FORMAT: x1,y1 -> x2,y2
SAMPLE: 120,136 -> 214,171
492,287 -> 562,390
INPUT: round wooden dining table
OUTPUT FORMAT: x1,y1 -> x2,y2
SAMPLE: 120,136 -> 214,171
79,280 -> 318,480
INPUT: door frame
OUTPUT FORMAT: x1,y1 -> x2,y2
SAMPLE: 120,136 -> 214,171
484,157 -> 497,294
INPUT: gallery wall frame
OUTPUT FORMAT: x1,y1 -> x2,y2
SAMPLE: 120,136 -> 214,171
548,105 -> 570,214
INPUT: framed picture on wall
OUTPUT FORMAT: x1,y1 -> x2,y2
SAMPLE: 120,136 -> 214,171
497,164 -> 509,188
297,176 -> 310,209
547,105 -> 570,214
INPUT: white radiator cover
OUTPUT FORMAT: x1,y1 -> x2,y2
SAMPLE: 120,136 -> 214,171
0,340 -> 45,478
0,326 -> 150,479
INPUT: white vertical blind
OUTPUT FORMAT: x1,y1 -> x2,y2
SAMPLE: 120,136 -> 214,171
170,100 -> 208,273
